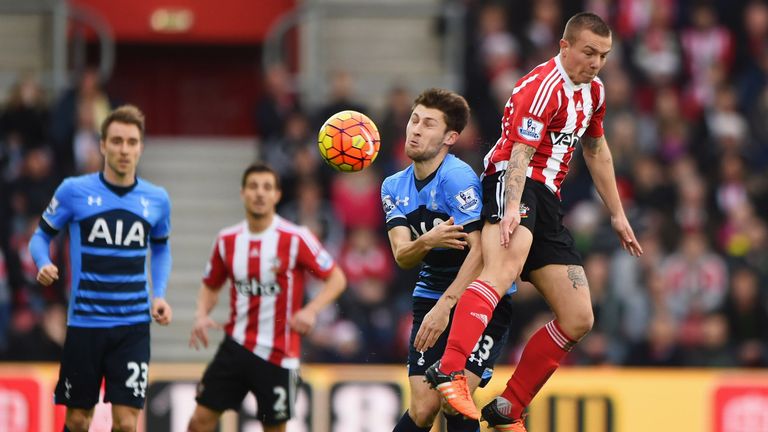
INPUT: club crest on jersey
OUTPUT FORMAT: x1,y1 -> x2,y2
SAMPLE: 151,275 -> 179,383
46,197 -> 59,215
382,195 -> 396,215
519,203 -> 530,219
455,187 -> 479,213
518,117 -> 543,141
140,196 -> 150,217
234,279 -> 282,296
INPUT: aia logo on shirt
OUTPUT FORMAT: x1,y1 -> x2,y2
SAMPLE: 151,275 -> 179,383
234,279 -> 282,296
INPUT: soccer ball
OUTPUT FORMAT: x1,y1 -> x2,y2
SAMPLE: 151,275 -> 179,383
317,110 -> 380,172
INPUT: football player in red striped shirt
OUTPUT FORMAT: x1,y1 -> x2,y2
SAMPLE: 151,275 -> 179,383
186,163 -> 346,432
425,12 -> 644,431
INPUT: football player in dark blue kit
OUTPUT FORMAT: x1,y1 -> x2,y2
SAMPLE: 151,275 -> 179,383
382,88 -> 515,432
29,105 -> 172,432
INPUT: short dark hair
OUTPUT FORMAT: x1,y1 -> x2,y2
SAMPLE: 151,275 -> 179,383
241,162 -> 281,189
563,12 -> 611,43
412,88 -> 470,134
100,105 -> 145,140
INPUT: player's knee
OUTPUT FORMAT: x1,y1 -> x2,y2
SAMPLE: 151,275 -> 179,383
563,310 -> 594,341
188,411 -> 218,432
409,399 -> 440,426
112,415 -> 138,432
65,414 -> 91,432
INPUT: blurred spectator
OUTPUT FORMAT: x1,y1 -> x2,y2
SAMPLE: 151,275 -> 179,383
680,2 -> 734,117
3,303 -> 66,361
625,313 -> 686,366
661,230 -> 728,328
254,63 -> 301,141
377,85 -> 412,174
330,168 -> 383,231
280,179 -> 344,256
0,74 -> 49,152
684,312 -> 736,367
314,70 -> 368,132
50,68 -> 113,178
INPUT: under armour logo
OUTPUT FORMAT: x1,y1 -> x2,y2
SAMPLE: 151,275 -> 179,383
470,312 -> 488,326
395,196 -> 410,207
88,195 -> 102,206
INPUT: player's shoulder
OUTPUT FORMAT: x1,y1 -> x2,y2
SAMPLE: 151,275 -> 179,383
275,216 -> 321,246
382,164 -> 414,190
439,154 -> 479,182
216,220 -> 246,240
136,177 -> 170,201
56,172 -> 98,197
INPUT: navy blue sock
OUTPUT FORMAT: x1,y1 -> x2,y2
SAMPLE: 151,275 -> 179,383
444,411 -> 480,432
393,410 -> 431,432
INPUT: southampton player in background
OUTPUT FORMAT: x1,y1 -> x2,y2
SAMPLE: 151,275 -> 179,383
29,105 -> 172,432
382,88 -> 515,432
187,163 -> 346,432
425,13 -> 643,431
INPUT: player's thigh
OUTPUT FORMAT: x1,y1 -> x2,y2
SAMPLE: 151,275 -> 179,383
196,338 -> 251,412
55,326 -> 106,409
480,221 -> 532,291
248,357 -> 299,425
103,323 -> 151,409
529,264 -> 593,339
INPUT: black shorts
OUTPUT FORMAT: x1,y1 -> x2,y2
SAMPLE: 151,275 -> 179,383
55,323 -> 150,409
481,173 -> 582,281
408,295 -> 513,386
196,337 -> 299,425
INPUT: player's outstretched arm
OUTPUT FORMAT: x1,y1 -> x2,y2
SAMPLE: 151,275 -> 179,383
500,143 -> 536,248
189,283 -> 223,349
582,135 -> 643,257
387,217 -> 469,269
290,266 -> 346,335
414,229 -> 483,352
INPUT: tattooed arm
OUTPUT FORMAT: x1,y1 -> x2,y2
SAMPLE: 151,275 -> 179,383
582,135 -> 643,256
499,143 -> 536,247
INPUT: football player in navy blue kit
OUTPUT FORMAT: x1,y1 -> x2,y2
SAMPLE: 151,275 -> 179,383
382,88 -> 515,432
30,105 -> 172,432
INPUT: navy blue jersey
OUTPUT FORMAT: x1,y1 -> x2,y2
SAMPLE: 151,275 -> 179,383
381,154 -> 483,299
33,173 -> 171,327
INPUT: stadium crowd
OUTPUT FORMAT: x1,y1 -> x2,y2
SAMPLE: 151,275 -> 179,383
0,0 -> 767,369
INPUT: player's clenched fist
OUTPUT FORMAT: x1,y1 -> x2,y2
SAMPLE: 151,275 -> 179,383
36,264 -> 59,286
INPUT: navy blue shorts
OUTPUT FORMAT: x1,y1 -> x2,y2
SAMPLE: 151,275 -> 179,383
55,323 -> 150,409
196,337 -> 299,425
408,296 -> 513,386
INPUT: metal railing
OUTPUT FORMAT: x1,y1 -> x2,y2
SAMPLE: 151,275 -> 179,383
263,0 -> 466,110
0,0 -> 114,98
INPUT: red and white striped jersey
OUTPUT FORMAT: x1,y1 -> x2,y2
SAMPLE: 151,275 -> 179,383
483,55 -> 607,198
203,215 -> 335,369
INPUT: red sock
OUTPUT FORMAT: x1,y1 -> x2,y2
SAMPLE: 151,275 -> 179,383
440,280 -> 500,373
502,320 -> 576,419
